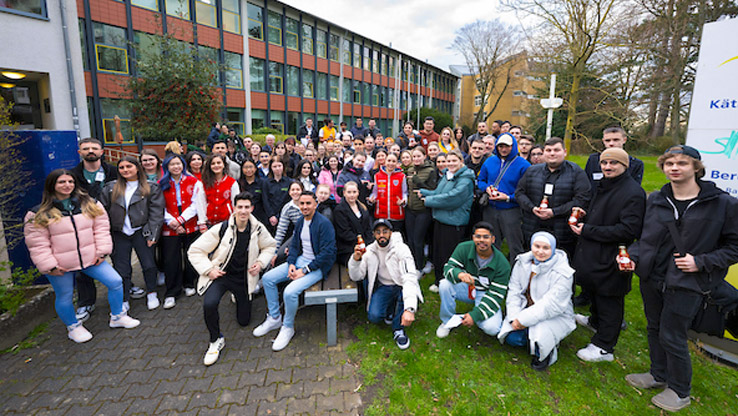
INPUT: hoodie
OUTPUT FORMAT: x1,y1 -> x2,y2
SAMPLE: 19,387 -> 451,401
477,133 -> 531,210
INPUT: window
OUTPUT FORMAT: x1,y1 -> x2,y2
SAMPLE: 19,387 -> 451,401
363,46 -> 370,71
353,43 -> 361,68
343,78 -> 351,102
133,31 -> 160,66
372,50 -> 379,73
132,0 -> 157,11
165,0 -> 189,19
249,57 -> 265,92
269,62 -> 283,93
389,56 -> 395,77
247,3 -> 263,40
0,0 -> 46,18
409,64 -> 416,83
222,0 -> 240,34
79,19 -> 88,70
303,69 -> 315,98
225,52 -> 243,88
286,65 -> 300,96
100,99 -> 132,144
381,54 -> 387,75
401,62 -> 407,81
195,0 -> 216,27
252,109 -> 266,130
353,82 -> 361,104
330,75 -> 339,101
389,88 -> 394,107
342,39 -> 351,65
515,70 -> 525,77
285,17 -> 299,50
372,84 -> 379,106
198,45 -> 218,64
316,30 -> 328,58
328,34 -> 339,62
227,108 -> 244,134
474,95 -> 482,106
317,72 -> 328,100
93,23 -> 128,74
267,10 -> 282,46
363,83 -> 371,105
302,24 -> 314,54
513,90 -> 526,96
287,112 -> 299,135
271,111 -> 284,133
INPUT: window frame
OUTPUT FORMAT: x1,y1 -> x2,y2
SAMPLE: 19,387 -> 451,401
195,0 -> 217,28
267,10 -> 282,46
285,17 -> 299,50
269,62 -> 284,94
302,23 -> 314,54
131,0 -> 158,12
102,117 -> 134,144
95,44 -> 129,75
247,3 -> 264,40
316,30 -> 327,59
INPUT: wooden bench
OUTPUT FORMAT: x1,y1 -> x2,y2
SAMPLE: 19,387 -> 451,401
302,264 -> 358,346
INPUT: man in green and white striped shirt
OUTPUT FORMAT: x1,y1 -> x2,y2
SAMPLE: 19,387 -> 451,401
436,222 -> 512,338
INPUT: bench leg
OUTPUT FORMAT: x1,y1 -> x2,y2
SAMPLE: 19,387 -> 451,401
326,302 -> 337,346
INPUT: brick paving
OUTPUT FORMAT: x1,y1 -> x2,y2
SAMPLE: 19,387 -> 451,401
0,278 -> 363,415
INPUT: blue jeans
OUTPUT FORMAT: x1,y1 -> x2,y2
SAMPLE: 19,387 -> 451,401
367,284 -> 404,331
262,256 -> 324,328
46,261 -> 124,326
438,279 -> 502,336
505,329 -> 529,348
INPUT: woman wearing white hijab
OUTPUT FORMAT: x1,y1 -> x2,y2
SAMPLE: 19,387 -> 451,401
498,231 -> 576,370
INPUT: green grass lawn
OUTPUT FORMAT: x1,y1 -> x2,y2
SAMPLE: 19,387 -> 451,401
567,154 -> 664,193
347,277 -> 738,415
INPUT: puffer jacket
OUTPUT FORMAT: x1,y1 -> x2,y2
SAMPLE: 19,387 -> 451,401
348,233 -> 423,311
100,180 -> 165,241
318,167 -> 341,203
477,133 -> 531,210
24,199 -> 112,273
188,214 -> 276,298
406,159 -> 437,212
420,165 -> 476,226
629,180 -> 738,293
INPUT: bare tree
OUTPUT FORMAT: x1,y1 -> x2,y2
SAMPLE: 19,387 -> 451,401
503,0 -> 619,152
451,19 -> 521,128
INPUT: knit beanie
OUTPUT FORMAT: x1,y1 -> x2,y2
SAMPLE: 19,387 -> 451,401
600,148 -> 629,167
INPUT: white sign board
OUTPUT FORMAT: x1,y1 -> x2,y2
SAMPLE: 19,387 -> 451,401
685,18 -> 738,197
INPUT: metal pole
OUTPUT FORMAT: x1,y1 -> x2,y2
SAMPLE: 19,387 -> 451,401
546,73 -> 556,141
59,0 -> 80,139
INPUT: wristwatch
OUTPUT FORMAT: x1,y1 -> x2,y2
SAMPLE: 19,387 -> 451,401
405,307 -> 416,314
301,266 -> 310,275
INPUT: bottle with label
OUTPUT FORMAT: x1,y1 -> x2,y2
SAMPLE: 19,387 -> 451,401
491,186 -> 498,198
568,207 -> 582,225
617,245 -> 631,270
539,195 -> 549,209
357,235 -> 366,254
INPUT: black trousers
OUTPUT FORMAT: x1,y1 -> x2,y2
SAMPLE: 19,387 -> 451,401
160,232 -> 199,297
111,230 -> 158,301
76,272 -> 97,307
203,275 -> 252,343
588,293 -> 625,353
405,209 -> 432,270
640,279 -> 703,398
432,222 -> 466,285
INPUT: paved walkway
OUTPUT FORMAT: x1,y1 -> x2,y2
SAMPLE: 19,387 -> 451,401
1,280 -> 363,415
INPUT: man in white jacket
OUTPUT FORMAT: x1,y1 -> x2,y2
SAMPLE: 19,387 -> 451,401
188,192 -> 276,366
349,219 -> 422,349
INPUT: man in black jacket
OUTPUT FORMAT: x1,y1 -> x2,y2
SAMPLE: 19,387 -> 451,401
515,137 -> 590,256
69,138 -> 118,321
570,148 -> 646,362
584,126 -> 644,196
624,146 -> 738,412
297,117 -> 319,147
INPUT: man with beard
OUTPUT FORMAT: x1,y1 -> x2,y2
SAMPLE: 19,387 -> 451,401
349,219 -> 422,349
69,138 -> 118,321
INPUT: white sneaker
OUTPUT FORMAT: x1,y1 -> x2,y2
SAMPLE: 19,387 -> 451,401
122,301 -> 130,314
436,323 -> 450,338
575,313 -> 596,332
109,312 -> 141,329
576,343 -> 614,362
422,262 -> 433,274
416,270 -> 425,279
203,337 -> 225,366
147,292 -> 160,310
163,297 -> 176,309
67,323 -> 93,343
157,272 -> 166,287
230,293 -> 236,304
184,288 -> 196,297
253,315 -> 282,337
272,326 -> 295,351
428,284 -> 439,293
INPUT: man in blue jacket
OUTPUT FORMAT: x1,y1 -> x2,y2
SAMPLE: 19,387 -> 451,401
477,133 -> 531,263
253,191 -> 337,351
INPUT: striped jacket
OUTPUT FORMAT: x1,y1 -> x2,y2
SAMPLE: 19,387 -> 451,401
443,241 -> 511,323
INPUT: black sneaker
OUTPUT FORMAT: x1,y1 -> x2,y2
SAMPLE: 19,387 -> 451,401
393,329 -> 410,350
75,305 -> 95,322
572,293 -> 591,307
384,314 -> 394,325
130,286 -> 146,299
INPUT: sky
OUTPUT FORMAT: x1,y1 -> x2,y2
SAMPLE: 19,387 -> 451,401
280,0 -> 516,72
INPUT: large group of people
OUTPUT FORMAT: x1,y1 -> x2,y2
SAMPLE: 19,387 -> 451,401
23,118 -> 738,413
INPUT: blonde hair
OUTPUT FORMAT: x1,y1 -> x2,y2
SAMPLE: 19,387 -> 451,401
33,169 -> 104,227
164,141 -> 182,155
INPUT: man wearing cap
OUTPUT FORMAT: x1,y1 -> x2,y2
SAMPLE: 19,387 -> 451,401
623,145 -> 738,412
477,133 -> 531,263
435,222 -> 511,339
348,219 -> 422,350
569,148 -> 646,363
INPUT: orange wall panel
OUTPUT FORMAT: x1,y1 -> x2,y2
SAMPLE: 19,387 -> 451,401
303,99 -> 315,113
287,96 -> 301,111
89,0 -> 127,28
270,95 -> 285,111
251,92 -> 268,109
286,50 -> 300,66
84,72 -> 93,96
96,73 -> 130,98
302,56 -> 315,70
198,25 -> 220,49
342,103 -> 352,115
226,89 -> 245,107
330,102 -> 340,115
268,45 -> 284,63
316,58 -> 329,73
130,7 -> 161,34
317,101 -> 329,114
223,32 -> 243,54
76,0 -> 85,18
329,62 -> 340,76
168,17 -> 193,42
249,39 -> 266,59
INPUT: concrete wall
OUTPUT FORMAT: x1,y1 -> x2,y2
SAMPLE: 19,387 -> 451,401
0,1 -> 90,138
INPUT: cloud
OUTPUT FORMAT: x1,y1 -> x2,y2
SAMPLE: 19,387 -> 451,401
279,0 -> 514,71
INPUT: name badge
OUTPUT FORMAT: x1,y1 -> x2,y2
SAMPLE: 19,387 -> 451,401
544,183 -> 554,194
95,171 -> 105,182
592,172 -> 603,180
478,276 -> 489,286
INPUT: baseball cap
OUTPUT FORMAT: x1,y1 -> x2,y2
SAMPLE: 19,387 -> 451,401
372,218 -> 393,231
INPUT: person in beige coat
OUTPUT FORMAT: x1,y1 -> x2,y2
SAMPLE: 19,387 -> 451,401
188,192 -> 276,366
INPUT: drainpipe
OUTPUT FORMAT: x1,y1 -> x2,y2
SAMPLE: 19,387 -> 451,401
59,0 -> 80,139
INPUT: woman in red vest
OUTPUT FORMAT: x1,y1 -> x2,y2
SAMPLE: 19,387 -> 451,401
158,154 -> 204,309
197,154 -> 240,230
368,152 -> 407,235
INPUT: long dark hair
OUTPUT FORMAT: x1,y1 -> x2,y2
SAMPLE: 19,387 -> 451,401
112,156 -> 150,203
159,154 -> 191,192
32,169 -> 103,227
202,154 -> 228,188
294,159 -> 318,185
139,148 -> 162,179
185,150 -> 205,173
238,158 -> 259,189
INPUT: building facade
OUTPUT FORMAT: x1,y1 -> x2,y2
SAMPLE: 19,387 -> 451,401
451,52 -> 542,132
2,0 -> 458,148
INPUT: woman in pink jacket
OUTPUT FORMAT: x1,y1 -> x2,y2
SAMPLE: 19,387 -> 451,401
24,169 -> 140,343
317,155 -> 342,203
